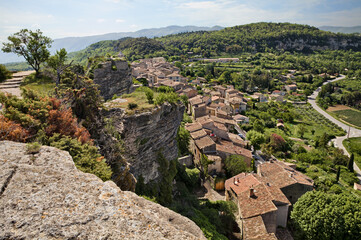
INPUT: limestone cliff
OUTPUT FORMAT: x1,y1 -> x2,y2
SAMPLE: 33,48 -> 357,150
103,102 -> 185,183
93,60 -> 133,101
0,141 -> 205,240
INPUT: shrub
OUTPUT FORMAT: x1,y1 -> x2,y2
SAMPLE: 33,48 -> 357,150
48,134 -> 112,181
0,115 -> 30,142
128,103 -> 138,109
0,64 -> 12,82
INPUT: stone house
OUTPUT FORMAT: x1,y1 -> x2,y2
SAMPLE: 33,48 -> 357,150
225,173 -> 289,238
257,161 -> 314,205
181,88 -> 198,99
216,140 -> 252,167
193,136 -> 217,167
214,85 -> 227,98
233,114 -> 249,124
206,154 -> 223,175
285,84 -> 297,92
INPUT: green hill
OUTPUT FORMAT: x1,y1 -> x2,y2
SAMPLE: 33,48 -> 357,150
68,22 -> 361,64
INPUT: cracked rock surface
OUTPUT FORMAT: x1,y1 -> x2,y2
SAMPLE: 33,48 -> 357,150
0,141 -> 205,240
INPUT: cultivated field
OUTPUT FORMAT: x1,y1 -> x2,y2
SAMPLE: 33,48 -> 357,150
327,105 -> 351,112
332,109 -> 361,128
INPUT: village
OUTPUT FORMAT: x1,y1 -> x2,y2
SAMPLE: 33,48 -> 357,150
131,57 -> 315,239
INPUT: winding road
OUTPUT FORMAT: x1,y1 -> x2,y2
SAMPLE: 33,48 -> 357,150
308,75 -> 361,182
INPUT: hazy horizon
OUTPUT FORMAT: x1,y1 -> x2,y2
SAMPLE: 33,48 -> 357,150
1,0 -> 361,42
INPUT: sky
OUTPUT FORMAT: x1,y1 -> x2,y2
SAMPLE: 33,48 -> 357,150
1,0 -> 361,42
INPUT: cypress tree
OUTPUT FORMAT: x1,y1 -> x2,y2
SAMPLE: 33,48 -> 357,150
336,166 -> 341,182
348,153 -> 354,172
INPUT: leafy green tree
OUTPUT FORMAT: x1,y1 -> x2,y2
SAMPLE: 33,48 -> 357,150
47,48 -> 73,87
224,155 -> 249,177
252,119 -> 264,133
0,64 -> 12,82
176,125 -> 190,156
291,191 -> 361,240
246,130 -> 265,150
296,124 -> 307,139
2,29 -> 52,75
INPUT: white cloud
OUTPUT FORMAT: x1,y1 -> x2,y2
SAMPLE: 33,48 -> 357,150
97,18 -> 106,23
176,0 -> 299,26
115,19 -> 125,23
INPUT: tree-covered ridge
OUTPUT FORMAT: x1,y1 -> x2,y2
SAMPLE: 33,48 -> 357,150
67,22 -> 361,63
158,22 -> 358,55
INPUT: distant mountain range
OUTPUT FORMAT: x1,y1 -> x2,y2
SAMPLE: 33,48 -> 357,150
0,25 -> 223,64
319,26 -> 361,34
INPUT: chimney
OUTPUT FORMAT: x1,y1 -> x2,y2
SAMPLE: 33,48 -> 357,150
250,187 -> 255,198
257,164 -> 262,177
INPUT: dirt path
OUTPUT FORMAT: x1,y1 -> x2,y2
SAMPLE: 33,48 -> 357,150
0,71 -> 35,98
308,75 -> 361,183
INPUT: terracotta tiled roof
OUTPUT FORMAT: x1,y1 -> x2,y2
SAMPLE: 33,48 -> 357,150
195,136 -> 215,150
216,140 -> 252,159
190,129 -> 208,140
235,176 -> 278,218
258,161 -> 313,189
228,133 -> 247,146
243,216 -> 278,240
185,122 -> 202,133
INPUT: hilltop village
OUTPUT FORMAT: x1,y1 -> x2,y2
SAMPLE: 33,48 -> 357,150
131,57 -> 315,239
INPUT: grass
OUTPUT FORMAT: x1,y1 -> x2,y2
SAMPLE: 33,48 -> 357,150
21,83 -> 55,96
331,109 -> 361,128
106,90 -> 158,114
343,137 -> 361,169
20,72 -> 55,96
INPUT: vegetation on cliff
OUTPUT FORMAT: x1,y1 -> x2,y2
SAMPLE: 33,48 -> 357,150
0,88 -> 112,181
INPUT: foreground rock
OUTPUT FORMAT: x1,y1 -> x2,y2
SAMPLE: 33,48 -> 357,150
0,141 -> 205,239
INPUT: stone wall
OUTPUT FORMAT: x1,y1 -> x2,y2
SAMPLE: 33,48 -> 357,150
0,141 -> 205,240
93,60 -> 134,101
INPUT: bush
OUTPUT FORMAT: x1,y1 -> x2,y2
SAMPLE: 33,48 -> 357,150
48,134 -> 112,181
224,155 -> 249,177
0,64 -> 12,82
128,103 -> 138,109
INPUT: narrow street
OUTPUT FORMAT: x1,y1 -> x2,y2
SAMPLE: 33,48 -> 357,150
308,75 -> 361,182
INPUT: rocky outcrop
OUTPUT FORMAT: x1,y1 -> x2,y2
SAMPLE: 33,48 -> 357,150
272,37 -> 361,52
0,141 -> 205,239
103,102 -> 185,183
93,60 -> 133,100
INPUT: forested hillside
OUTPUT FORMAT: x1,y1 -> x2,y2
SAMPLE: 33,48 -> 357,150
68,22 -> 361,63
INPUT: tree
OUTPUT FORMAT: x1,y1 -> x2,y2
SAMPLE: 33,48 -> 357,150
224,155 -> 249,177
296,124 -> 307,139
47,48 -> 73,87
176,125 -> 190,156
336,166 -> 340,182
2,29 -> 52,75
246,130 -> 265,150
348,153 -> 354,172
291,191 -> 361,240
